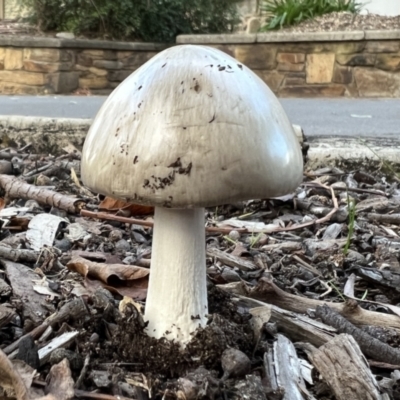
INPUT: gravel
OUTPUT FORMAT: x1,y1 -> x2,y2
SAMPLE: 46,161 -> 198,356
279,11 -> 400,32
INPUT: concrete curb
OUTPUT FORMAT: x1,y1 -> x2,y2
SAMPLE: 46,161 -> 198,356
0,116 -> 91,153
0,116 -> 399,168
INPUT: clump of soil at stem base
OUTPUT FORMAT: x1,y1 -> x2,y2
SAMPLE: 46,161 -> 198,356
107,286 -> 254,377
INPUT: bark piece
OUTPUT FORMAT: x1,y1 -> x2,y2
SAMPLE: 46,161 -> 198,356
0,244 -> 42,264
261,241 -> 302,252
368,213 -> 400,224
220,278 -> 400,332
303,334 -> 383,400
3,259 -> 55,326
0,304 -> 15,329
316,304 -> 400,365
0,277 -> 12,296
264,334 -> 316,400
233,375 -> 267,400
0,174 -> 85,214
295,198 -> 348,222
352,265 -> 400,290
207,247 -> 256,271
250,304 -> 336,347
16,336 -> 40,370
4,298 -> 88,356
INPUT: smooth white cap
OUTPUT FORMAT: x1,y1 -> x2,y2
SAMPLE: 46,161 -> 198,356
81,45 -> 303,208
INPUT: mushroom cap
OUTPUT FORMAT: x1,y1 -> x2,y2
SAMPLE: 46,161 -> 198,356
81,45 -> 303,208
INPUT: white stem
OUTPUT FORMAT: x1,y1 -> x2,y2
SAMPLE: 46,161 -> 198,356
144,207 -> 208,344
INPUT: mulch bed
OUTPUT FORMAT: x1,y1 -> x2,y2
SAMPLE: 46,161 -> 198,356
0,139 -> 400,399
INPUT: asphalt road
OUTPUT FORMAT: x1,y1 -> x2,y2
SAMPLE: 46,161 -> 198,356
0,95 -> 399,137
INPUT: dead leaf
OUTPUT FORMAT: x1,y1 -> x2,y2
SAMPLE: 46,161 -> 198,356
0,349 -> 29,400
67,256 -> 149,300
99,197 -> 154,216
45,359 -> 74,400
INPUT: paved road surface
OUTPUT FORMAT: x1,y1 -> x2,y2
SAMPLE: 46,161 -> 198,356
0,96 -> 399,137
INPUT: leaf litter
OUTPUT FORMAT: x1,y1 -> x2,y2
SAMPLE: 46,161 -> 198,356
0,140 -> 400,398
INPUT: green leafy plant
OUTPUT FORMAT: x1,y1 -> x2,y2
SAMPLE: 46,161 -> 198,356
22,0 -> 241,42
261,0 -> 361,31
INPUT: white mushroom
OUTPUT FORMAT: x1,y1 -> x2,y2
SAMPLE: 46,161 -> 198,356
81,45 -> 303,345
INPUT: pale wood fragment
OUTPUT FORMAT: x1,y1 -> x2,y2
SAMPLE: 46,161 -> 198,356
250,305 -> 336,347
264,334 -> 316,400
220,278 -> 400,332
207,247 -> 256,271
303,334 -> 383,400
38,331 -> 79,365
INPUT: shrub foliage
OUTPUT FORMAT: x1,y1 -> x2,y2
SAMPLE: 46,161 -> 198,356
261,0 -> 361,30
22,0 -> 241,42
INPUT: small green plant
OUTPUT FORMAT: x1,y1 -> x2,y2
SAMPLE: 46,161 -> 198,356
327,279 -> 346,302
261,0 -> 361,31
343,189 -> 356,255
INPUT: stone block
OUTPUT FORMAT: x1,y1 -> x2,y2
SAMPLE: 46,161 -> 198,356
282,73 -> 306,86
23,60 -> 73,73
77,53 -> 93,67
88,67 -> 108,77
354,68 -> 400,97
93,60 -> 123,70
24,48 -> 56,63
306,53 -> 335,84
253,70 -> 284,91
108,70 -> 133,82
118,52 -> 157,67
4,49 -> 23,70
279,84 -> 346,97
0,70 -> 46,86
365,41 -> 399,53
0,49 -> 5,61
48,72 -> 79,93
334,42 -> 365,54
276,53 -> 305,64
0,61 -> 3,70
234,44 -> 277,70
332,65 -> 353,84
280,43 -> 335,54
81,50 -> 105,59
0,82 -> 48,95
79,76 -> 109,89
336,54 -> 375,66
375,54 -> 400,71
277,62 -> 304,72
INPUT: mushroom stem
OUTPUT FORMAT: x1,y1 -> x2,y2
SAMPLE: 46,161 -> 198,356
145,207 -> 208,344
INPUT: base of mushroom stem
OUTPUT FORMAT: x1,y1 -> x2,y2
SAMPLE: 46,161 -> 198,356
144,207 -> 208,345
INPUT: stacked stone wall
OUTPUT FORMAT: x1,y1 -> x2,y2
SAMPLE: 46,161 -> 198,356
0,32 -> 399,96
